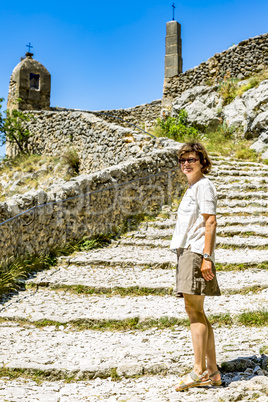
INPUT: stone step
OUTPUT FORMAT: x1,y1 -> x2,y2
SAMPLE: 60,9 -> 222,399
209,169 -> 267,177
218,199 -> 268,207
126,224 -> 268,239
0,323 -> 267,389
145,216 -> 268,230
118,236 -> 268,249
63,247 -> 268,267
1,373 -> 268,402
211,158 -> 268,168
216,183 -> 268,191
26,265 -> 268,293
217,191 -> 268,200
217,206 -> 267,214
211,177 -> 268,185
1,287 -> 267,323
217,216 -> 268,227
217,225 -> 268,236
212,165 -> 268,172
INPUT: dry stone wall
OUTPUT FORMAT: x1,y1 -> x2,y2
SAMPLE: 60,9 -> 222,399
163,33 -> 268,108
7,110 -> 165,173
0,146 -> 182,264
93,100 -> 162,130
51,100 -> 162,131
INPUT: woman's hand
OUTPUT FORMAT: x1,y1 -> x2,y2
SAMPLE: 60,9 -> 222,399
201,258 -> 214,281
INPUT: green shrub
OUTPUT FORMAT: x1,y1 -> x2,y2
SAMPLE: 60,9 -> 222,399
0,98 -> 33,155
154,110 -> 201,142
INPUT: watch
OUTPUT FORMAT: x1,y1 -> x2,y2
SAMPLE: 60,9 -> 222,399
203,253 -> 212,261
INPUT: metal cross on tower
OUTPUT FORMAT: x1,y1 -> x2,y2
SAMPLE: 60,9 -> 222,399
26,42 -> 33,53
172,3 -> 175,20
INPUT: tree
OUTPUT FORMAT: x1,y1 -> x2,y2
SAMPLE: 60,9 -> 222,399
0,98 -> 32,155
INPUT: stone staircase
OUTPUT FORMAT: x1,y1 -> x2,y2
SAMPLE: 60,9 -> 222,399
0,157 -> 268,401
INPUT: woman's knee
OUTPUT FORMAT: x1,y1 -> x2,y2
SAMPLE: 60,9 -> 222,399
184,296 -> 205,321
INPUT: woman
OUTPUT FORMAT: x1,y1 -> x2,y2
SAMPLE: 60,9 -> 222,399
170,141 -> 222,391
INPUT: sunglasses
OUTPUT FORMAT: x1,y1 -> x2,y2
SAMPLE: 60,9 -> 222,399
178,158 -> 200,164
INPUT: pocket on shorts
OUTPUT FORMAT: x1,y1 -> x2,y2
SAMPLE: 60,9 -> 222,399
178,249 -> 196,282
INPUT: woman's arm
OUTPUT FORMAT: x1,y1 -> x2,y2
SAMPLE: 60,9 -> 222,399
201,213 -> 217,281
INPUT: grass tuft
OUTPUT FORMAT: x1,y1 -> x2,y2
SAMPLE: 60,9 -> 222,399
2,310 -> 268,332
0,233 -> 113,297
61,148 -> 80,176
225,285 -> 268,295
215,262 -> 268,271
237,310 -> 268,327
46,285 -> 174,297
218,69 -> 268,106
0,253 -> 57,297
0,210 -> 176,297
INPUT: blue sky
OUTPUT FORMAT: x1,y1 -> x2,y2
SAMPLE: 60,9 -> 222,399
0,0 -> 268,156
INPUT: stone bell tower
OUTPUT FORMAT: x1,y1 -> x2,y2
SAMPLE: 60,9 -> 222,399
7,50 -> 51,111
164,20 -> 183,78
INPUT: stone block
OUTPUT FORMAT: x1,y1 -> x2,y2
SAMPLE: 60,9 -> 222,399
166,35 -> 181,48
165,66 -> 182,78
165,54 -> 182,69
117,363 -> 144,377
166,21 -> 181,37
166,44 -> 182,55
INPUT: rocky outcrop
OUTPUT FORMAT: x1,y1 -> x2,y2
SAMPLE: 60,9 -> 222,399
172,85 -> 222,130
224,79 -> 268,138
171,79 -> 268,147
250,131 -> 268,159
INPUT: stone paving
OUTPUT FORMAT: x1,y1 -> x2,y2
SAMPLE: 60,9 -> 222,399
0,157 -> 268,401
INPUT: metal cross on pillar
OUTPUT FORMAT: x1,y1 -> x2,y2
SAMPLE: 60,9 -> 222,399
172,3 -> 175,21
26,42 -> 33,53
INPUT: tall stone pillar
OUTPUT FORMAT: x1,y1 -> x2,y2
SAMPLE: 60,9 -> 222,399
165,21 -> 183,78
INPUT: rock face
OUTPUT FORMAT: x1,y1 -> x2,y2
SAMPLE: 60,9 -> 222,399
224,79 -> 268,138
172,85 -> 222,130
171,79 -> 268,145
250,132 -> 268,158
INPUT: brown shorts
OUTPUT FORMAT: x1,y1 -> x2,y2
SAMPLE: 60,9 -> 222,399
175,247 -> 221,298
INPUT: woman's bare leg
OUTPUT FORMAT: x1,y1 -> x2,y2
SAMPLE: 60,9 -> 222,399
175,294 -> 220,390
204,315 -> 221,382
184,294 -> 208,374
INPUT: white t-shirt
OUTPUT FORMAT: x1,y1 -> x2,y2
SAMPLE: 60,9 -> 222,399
170,177 -> 217,263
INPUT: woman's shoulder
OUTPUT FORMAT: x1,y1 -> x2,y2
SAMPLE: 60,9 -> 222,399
197,176 -> 215,188
195,177 -> 217,195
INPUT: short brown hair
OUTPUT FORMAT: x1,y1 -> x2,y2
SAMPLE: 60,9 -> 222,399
178,141 -> 212,174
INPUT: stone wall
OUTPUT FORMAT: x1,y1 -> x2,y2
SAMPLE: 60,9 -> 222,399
163,33 -> 268,108
52,100 -> 162,131
7,110 -> 165,173
0,146 -> 183,264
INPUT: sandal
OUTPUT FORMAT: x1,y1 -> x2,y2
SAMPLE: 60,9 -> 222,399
208,370 -> 222,386
175,370 -> 208,392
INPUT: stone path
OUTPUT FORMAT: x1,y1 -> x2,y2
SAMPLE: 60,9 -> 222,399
1,157 -> 268,401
